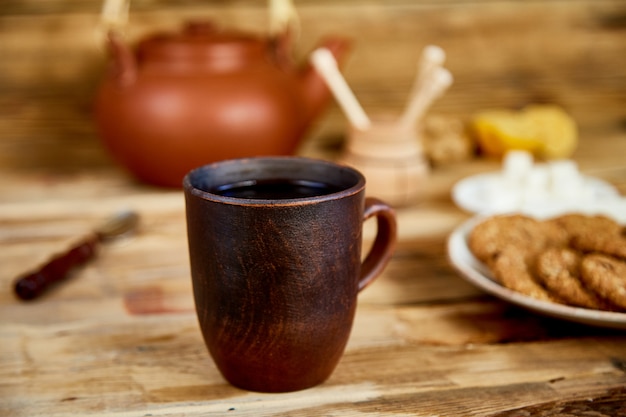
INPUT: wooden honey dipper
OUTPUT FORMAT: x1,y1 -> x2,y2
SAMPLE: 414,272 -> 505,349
399,45 -> 453,128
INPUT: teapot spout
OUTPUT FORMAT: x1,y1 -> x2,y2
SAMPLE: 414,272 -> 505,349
105,30 -> 137,87
299,38 -> 351,126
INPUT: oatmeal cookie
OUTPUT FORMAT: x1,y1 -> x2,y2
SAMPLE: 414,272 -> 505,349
535,247 -> 606,309
549,213 -> 625,259
580,254 -> 626,311
548,213 -> 621,238
490,246 -> 555,302
550,213 -> 621,237
469,214 -> 566,264
571,231 -> 626,260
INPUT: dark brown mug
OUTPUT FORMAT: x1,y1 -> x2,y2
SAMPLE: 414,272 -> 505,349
183,157 -> 397,392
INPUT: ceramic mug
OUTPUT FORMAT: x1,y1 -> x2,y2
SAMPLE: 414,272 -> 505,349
183,156 -> 397,392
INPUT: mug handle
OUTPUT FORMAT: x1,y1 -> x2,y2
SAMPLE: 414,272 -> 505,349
357,197 -> 398,292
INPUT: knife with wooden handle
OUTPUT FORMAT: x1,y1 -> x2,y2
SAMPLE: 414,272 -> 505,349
14,210 -> 139,301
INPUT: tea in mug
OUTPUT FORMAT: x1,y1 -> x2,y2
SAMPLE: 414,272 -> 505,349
212,178 -> 343,199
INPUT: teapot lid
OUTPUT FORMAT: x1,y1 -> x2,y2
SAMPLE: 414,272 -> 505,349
136,21 -> 267,64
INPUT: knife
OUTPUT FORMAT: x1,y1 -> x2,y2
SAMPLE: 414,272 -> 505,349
14,210 -> 139,301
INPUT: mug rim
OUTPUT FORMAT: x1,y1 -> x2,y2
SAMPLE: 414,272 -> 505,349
183,156 -> 366,206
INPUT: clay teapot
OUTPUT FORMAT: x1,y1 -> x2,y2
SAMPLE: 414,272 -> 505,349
94,21 -> 349,187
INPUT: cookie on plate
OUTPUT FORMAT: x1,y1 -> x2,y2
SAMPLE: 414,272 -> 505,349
490,246 -> 555,302
548,213 -> 621,239
580,254 -> 626,311
571,230 -> 626,260
549,213 -> 625,258
535,247 -> 606,309
468,214 -> 566,264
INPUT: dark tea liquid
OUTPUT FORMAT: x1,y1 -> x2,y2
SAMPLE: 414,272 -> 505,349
213,178 -> 343,199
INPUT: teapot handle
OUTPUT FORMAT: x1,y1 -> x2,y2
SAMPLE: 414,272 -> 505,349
268,0 -> 298,70
270,29 -> 294,71
106,30 -> 137,87
100,0 -> 136,86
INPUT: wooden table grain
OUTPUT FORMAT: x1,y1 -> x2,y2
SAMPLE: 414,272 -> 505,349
2,1 -> 626,415
2,134 -> 626,416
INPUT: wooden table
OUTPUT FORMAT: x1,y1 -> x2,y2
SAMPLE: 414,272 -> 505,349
2,130 -> 626,415
2,1 -> 626,415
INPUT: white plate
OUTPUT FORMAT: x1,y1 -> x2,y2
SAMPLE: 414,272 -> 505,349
447,210 -> 626,330
452,172 -> 621,215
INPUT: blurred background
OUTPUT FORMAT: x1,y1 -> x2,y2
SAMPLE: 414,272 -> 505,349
0,0 -> 624,185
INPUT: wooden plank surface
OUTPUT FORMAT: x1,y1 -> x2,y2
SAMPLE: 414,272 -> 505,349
2,194 -> 626,416
1,1 -> 626,416
2,152 -> 626,416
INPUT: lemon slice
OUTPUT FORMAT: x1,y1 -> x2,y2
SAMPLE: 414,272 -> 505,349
472,109 -> 542,156
522,105 -> 578,159
471,105 -> 577,159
